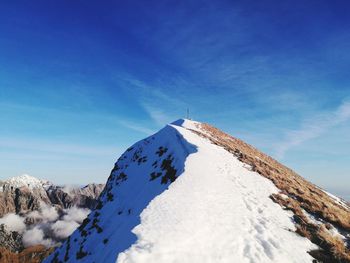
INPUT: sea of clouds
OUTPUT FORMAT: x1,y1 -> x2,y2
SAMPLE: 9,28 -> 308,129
0,203 -> 90,247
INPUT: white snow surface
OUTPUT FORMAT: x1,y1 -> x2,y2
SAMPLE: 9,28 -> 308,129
45,119 -> 316,263
1,174 -> 50,190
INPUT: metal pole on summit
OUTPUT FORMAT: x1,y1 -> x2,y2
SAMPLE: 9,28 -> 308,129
187,108 -> 190,119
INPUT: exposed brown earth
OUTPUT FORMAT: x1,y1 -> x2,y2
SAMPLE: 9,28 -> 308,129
193,122 -> 350,262
0,245 -> 54,263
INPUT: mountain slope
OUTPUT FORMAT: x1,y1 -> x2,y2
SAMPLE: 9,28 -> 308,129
0,175 -> 104,216
194,122 -> 350,262
0,245 -> 54,263
0,176 -> 105,263
45,119 -> 350,263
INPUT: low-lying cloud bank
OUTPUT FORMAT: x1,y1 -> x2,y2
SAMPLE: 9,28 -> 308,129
0,203 -> 90,248
0,213 -> 26,233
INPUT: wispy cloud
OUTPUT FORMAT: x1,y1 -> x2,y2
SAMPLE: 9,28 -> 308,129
118,120 -> 155,134
141,104 -> 172,126
116,74 -> 188,125
274,100 -> 350,158
0,101 -> 155,136
0,137 -> 120,157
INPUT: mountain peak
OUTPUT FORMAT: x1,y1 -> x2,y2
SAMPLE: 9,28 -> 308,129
45,121 -> 350,263
3,174 -> 46,189
170,118 -> 201,130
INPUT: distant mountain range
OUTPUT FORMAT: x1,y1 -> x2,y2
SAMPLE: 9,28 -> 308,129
0,174 -> 104,216
0,174 -> 104,262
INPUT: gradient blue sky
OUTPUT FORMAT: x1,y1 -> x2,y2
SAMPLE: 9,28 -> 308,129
0,0 -> 349,199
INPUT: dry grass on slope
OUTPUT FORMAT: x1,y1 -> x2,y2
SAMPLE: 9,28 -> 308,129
191,123 -> 350,262
0,245 -> 54,263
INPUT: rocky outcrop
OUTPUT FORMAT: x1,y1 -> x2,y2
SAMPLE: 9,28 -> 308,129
0,187 -> 49,217
0,225 -> 23,252
0,224 -> 56,262
0,175 -> 105,216
46,184 -> 104,210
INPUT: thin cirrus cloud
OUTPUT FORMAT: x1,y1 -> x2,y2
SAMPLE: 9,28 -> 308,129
274,100 -> 350,158
0,101 -> 154,136
142,104 -> 174,126
118,120 -> 155,135
116,74 -> 187,126
1,0 -> 350,195
0,137 -> 120,157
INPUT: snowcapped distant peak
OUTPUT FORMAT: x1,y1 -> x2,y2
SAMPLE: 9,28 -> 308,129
3,174 -> 49,189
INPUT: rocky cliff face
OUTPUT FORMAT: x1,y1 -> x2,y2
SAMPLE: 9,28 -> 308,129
0,175 -> 104,216
0,225 -> 23,252
0,220 -> 54,263
0,175 -> 50,216
46,184 -> 104,210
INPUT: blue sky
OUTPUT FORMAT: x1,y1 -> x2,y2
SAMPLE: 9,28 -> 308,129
0,0 -> 349,199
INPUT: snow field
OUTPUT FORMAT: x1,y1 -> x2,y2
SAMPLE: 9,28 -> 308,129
117,122 -> 317,263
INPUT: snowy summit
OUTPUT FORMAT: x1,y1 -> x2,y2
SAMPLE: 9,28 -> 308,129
45,119 -> 350,263
1,174 -> 50,189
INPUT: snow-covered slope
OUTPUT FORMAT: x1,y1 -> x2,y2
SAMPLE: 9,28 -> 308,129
45,119 -> 319,263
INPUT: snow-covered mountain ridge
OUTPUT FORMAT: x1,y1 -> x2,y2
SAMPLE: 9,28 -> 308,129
45,119 -> 350,263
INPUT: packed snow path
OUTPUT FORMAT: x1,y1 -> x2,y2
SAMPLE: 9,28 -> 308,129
117,122 -> 315,263
45,120 -> 316,263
